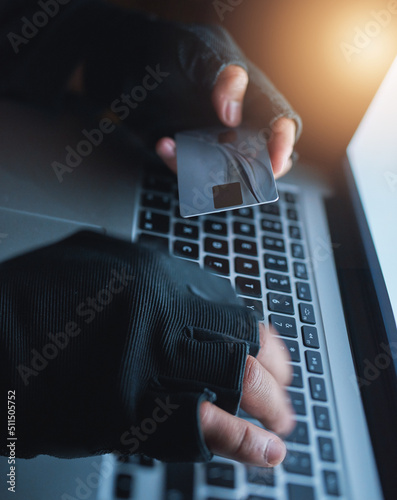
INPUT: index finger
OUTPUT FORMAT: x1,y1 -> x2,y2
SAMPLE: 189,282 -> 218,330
267,117 -> 296,179
200,400 -> 286,467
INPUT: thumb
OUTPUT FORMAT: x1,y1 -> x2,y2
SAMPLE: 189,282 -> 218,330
211,64 -> 249,128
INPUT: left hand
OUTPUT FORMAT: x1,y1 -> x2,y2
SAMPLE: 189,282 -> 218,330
156,65 -> 296,178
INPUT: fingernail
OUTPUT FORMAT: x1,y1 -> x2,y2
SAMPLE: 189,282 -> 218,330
162,140 -> 176,159
264,439 -> 286,466
225,100 -> 241,126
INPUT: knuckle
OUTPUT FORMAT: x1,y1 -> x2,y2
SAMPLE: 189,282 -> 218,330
199,401 -> 214,430
233,423 -> 254,459
244,356 -> 264,394
258,323 -> 268,350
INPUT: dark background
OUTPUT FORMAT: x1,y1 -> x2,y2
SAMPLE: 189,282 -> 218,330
115,0 -> 397,175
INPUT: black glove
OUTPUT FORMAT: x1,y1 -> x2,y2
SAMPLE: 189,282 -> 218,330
0,231 -> 259,461
1,1 -> 301,140
83,4 -> 302,142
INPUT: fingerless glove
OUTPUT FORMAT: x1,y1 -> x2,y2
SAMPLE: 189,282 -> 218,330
0,231 -> 259,461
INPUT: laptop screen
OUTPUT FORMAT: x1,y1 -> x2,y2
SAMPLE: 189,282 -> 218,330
346,55 -> 397,340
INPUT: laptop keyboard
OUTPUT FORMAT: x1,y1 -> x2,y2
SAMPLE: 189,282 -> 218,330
97,171 -> 347,500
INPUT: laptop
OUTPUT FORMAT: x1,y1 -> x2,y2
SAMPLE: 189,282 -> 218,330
0,53 -> 396,500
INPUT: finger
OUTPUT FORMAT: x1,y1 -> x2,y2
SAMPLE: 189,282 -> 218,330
200,400 -> 286,466
211,64 -> 249,127
241,355 -> 295,435
256,323 -> 292,387
156,137 -> 177,173
267,117 -> 296,179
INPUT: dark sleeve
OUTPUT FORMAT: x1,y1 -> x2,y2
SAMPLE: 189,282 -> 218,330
0,231 -> 259,461
0,1 -> 302,140
0,0 -> 119,106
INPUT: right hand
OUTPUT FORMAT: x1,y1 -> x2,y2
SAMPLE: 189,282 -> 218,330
200,323 -> 295,466
157,65 -> 296,180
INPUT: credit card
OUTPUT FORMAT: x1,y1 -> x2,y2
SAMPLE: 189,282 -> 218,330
176,126 -> 278,218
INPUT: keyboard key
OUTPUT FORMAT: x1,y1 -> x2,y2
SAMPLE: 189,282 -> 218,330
309,377 -> 327,401
269,314 -> 297,337
236,276 -> 262,298
264,254 -> 288,272
302,326 -> 319,348
296,282 -> 312,301
204,255 -> 230,276
291,243 -> 305,259
174,222 -> 199,240
287,483 -> 315,500
284,192 -> 297,204
115,474 -> 133,499
241,298 -> 264,320
143,175 -> 173,193
283,339 -> 300,362
205,237 -> 228,256
293,262 -> 308,280
289,365 -> 303,388
206,462 -> 235,488
233,221 -> 256,237
285,420 -> 309,445
173,240 -> 199,260
288,390 -> 306,415
323,470 -> 340,496
260,203 -> 280,216
289,225 -> 301,240
261,218 -> 283,233
210,210 -> 227,218
138,233 -> 168,250
204,219 -> 227,236
313,406 -> 331,430
139,455 -> 154,467
141,192 -> 171,211
266,273 -> 291,293
299,303 -> 316,324
234,238 -> 258,256
283,450 -> 312,476
287,208 -> 299,221
306,350 -> 323,374
318,437 -> 336,462
174,205 -> 198,220
246,465 -> 275,486
268,292 -> 294,315
140,210 -> 170,234
262,235 -> 285,253
165,464 -> 194,500
247,496 -> 275,500
233,207 -> 253,218
235,257 -> 259,276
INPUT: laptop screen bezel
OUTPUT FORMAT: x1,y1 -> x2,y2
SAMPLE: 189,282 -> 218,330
326,152 -> 397,499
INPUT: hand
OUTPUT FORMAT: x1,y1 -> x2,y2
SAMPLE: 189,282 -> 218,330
156,65 -> 296,179
200,323 -> 295,467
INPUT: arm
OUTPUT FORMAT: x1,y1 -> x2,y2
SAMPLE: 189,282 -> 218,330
0,231 -> 293,464
0,1 -> 301,178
